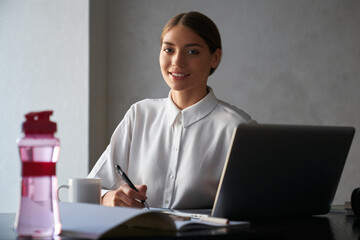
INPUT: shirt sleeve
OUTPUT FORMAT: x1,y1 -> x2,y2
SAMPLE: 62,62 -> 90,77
87,106 -> 134,193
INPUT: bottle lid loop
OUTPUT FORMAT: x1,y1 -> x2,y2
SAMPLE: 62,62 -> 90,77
23,111 -> 57,134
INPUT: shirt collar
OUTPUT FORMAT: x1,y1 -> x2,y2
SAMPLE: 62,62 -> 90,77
166,86 -> 218,128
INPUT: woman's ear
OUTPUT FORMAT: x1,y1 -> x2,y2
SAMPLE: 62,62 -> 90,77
211,48 -> 222,69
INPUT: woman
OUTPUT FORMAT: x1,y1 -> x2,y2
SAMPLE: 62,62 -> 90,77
88,11 -> 255,209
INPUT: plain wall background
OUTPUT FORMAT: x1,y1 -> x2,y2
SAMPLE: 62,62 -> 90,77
0,0 -> 359,213
0,0 -> 89,213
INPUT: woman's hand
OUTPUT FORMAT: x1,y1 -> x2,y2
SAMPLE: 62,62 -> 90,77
101,184 -> 148,208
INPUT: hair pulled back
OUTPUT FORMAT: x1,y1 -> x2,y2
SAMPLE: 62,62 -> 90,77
161,11 -> 222,75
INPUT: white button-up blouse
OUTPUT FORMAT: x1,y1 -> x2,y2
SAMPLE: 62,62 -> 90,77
88,87 -> 255,209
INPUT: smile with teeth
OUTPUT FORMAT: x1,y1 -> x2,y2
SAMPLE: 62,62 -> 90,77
170,72 -> 190,79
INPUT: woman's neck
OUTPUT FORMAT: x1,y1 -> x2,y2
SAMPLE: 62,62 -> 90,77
171,87 -> 209,110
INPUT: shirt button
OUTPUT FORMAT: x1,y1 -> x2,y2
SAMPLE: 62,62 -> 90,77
170,174 -> 174,180
173,147 -> 178,152
165,200 -> 169,204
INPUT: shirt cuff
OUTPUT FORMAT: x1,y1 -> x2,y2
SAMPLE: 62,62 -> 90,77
101,189 -> 110,197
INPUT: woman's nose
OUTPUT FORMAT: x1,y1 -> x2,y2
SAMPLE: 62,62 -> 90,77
172,52 -> 186,67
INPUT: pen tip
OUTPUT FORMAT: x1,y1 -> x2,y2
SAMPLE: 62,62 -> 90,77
143,201 -> 150,209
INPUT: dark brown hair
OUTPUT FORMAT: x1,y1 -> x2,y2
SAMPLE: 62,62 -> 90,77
161,11 -> 222,75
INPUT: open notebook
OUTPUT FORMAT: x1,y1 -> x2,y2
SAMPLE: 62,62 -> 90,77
59,202 -> 249,239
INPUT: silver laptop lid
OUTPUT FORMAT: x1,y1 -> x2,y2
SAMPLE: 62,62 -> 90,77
212,124 -> 355,220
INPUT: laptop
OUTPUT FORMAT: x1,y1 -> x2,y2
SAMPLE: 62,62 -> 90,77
211,124 -> 355,220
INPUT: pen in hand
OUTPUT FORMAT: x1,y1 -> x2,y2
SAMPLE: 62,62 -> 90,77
115,164 -> 150,209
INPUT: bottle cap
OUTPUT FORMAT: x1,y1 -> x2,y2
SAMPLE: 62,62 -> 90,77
22,111 -> 57,134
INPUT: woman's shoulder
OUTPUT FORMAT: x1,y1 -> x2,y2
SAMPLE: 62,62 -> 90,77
216,99 -> 256,124
134,97 -> 168,105
129,97 -> 168,112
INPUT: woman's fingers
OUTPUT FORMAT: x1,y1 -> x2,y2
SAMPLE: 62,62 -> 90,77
101,184 -> 148,208
114,184 -> 148,208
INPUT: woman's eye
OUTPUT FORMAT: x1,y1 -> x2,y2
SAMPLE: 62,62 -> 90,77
164,48 -> 173,53
188,49 -> 199,55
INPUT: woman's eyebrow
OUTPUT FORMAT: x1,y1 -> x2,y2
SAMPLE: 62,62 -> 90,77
162,41 -> 174,46
162,42 -> 204,48
185,43 -> 204,48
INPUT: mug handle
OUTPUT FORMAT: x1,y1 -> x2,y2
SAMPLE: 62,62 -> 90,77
57,184 -> 69,202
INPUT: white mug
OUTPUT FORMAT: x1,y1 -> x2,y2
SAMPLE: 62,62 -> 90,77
57,178 -> 101,204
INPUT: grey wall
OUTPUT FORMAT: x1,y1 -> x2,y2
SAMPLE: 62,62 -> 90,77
89,0 -> 108,175
101,0 -> 360,205
0,0 -> 89,213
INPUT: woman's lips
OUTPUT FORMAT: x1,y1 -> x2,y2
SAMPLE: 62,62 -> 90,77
169,72 -> 190,80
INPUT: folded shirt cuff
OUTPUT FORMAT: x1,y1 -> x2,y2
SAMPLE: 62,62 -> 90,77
101,189 -> 110,197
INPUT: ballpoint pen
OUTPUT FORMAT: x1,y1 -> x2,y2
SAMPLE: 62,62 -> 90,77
115,164 -> 150,209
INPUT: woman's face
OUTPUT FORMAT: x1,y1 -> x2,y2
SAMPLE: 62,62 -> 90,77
159,25 -> 221,95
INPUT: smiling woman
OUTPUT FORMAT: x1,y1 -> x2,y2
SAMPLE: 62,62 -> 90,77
88,11 -> 255,210
160,25 -> 222,109
158,12 -> 223,110
160,11 -> 222,75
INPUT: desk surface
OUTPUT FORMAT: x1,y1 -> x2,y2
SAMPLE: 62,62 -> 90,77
1,210 -> 360,239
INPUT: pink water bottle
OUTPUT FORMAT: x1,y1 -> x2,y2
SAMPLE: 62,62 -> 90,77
15,111 -> 61,237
